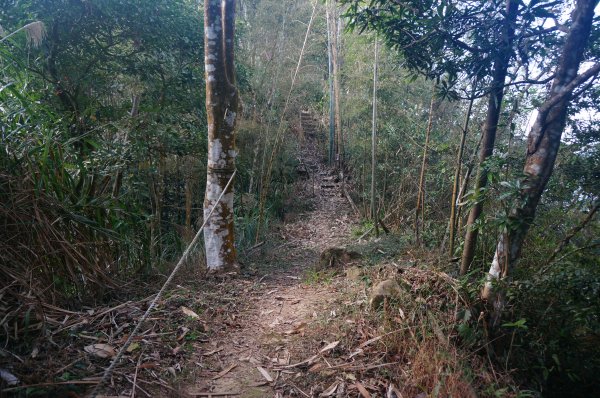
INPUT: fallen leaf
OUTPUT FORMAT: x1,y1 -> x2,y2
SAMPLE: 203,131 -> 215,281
0,369 -> 19,386
320,381 -> 339,396
308,362 -> 325,373
387,383 -> 403,398
84,344 -> 116,359
319,340 -> 340,354
354,382 -> 372,398
203,347 -> 223,356
283,322 -> 306,335
126,342 -> 140,353
248,357 -> 261,365
256,366 -> 273,382
250,381 -> 269,387
358,335 -> 384,349
180,306 -> 200,319
177,326 -> 190,342
348,349 -> 364,359
398,308 -> 405,319
212,364 -> 237,380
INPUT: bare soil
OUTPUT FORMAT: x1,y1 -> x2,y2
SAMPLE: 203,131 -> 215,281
184,134 -> 364,397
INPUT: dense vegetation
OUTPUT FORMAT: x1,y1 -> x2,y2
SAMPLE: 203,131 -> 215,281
1,0 -> 599,396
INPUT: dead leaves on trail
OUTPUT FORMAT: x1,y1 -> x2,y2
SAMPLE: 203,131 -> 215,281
0,281 -> 239,396
84,344 -> 116,359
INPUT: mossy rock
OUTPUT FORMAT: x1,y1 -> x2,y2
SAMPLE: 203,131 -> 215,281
369,279 -> 405,310
317,247 -> 362,270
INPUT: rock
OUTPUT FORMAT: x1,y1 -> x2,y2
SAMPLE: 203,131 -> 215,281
317,247 -> 362,270
345,266 -> 363,282
369,279 -> 402,309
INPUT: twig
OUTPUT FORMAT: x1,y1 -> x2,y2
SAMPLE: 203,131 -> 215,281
245,241 -> 265,254
53,355 -> 85,376
2,379 -> 100,392
357,212 -> 394,240
285,380 -> 311,397
125,375 -> 150,398
130,349 -> 144,398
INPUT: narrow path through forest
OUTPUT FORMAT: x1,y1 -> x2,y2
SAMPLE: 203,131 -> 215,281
187,115 -> 360,397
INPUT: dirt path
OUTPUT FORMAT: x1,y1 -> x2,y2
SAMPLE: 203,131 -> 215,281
187,121 -> 360,397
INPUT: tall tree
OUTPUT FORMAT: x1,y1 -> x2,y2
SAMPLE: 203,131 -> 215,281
371,37 -> 380,234
448,93 -> 475,256
327,0 -> 336,165
482,0 -> 600,327
329,1 -> 344,167
203,0 -> 239,271
459,0 -> 520,275
415,91 -> 436,244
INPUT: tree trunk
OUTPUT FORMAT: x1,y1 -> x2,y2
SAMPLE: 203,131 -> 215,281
326,2 -> 335,165
415,92 -> 435,245
329,2 -> 343,168
449,95 -> 474,256
371,38 -> 379,235
203,0 -> 239,271
482,0 -> 599,327
459,0 -> 520,275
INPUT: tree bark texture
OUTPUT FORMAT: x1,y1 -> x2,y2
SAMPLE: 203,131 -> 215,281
482,0 -> 599,326
203,0 -> 239,271
460,0 -> 520,275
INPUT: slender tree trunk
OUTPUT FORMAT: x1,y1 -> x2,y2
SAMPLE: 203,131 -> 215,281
203,0 -> 239,271
449,96 -> 475,256
329,2 -> 343,168
460,0 -> 520,275
150,151 -> 165,266
326,2 -> 335,165
482,0 -> 599,327
415,93 -> 435,244
456,132 -> 484,238
184,155 -> 195,239
371,38 -> 379,235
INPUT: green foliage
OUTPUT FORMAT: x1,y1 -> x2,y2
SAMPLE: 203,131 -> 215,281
504,257 -> 600,396
0,0 -> 207,307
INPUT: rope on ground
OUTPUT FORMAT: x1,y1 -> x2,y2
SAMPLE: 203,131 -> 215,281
89,170 -> 237,398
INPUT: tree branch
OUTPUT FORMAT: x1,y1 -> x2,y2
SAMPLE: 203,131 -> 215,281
539,62 -> 600,113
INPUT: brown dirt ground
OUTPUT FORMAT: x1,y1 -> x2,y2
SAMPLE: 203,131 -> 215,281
183,136 -> 366,397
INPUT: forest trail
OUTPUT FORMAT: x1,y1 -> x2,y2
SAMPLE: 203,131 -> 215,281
187,115 -> 360,397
